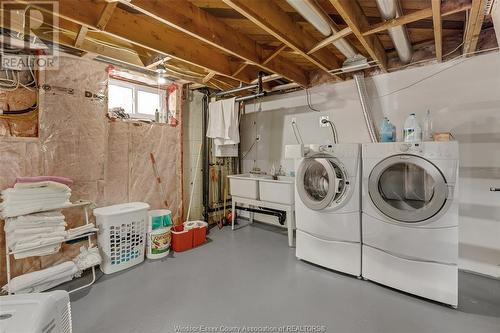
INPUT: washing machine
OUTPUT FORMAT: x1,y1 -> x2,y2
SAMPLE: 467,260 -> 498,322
295,143 -> 361,276
362,141 -> 459,307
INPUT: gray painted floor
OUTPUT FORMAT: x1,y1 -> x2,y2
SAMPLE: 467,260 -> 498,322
69,221 -> 500,333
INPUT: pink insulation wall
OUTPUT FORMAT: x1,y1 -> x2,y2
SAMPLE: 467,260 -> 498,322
0,56 -> 183,285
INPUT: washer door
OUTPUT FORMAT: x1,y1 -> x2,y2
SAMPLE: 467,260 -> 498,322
297,157 -> 345,210
368,154 -> 448,223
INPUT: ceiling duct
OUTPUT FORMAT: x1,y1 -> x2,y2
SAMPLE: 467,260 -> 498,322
286,0 -> 357,59
374,0 -> 413,64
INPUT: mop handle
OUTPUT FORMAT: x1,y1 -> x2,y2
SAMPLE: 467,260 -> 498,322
186,142 -> 203,223
150,153 -> 168,207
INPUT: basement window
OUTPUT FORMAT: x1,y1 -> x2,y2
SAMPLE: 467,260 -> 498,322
108,79 -> 166,119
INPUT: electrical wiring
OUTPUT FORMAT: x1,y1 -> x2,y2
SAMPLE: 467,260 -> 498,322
305,88 -> 320,112
323,119 -> 338,144
0,108 -> 38,120
376,46 -> 500,99
242,138 -> 257,159
291,122 -> 304,145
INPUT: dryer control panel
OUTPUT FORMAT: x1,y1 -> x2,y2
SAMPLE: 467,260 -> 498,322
399,143 -> 423,154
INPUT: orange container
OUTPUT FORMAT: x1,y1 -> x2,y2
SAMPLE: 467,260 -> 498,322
193,222 -> 208,247
171,225 -> 193,252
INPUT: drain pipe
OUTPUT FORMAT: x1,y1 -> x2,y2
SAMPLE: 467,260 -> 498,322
374,0 -> 413,63
353,73 -> 378,143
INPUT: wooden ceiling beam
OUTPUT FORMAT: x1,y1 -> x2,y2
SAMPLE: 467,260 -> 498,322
363,1 -> 472,36
223,0 -> 342,81
20,0 -> 254,84
328,0 -> 388,72
307,27 -> 352,55
96,1 -> 117,30
431,0 -> 443,62
231,44 -> 287,82
74,25 -> 88,48
142,55 -> 171,69
125,0 -> 309,87
463,0 -> 487,54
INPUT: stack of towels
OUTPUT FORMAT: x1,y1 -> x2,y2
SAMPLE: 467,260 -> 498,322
5,211 -> 67,259
2,261 -> 78,294
0,180 -> 72,218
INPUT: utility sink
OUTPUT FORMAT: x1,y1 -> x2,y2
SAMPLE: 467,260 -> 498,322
228,174 -> 295,205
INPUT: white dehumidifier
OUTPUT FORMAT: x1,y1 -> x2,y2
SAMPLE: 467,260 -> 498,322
0,290 -> 72,333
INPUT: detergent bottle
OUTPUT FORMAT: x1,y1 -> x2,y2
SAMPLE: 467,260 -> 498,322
403,113 -> 422,142
379,117 -> 395,142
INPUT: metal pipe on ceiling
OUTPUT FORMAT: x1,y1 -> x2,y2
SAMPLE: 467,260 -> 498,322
214,83 -> 259,97
374,0 -> 413,64
353,73 -> 378,143
286,0 -> 357,59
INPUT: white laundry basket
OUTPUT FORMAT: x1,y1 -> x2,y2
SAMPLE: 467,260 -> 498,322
94,202 -> 150,274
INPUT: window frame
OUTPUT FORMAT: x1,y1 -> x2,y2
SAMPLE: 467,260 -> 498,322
109,78 -> 166,119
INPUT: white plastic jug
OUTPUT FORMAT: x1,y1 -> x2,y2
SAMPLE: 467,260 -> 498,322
403,113 -> 422,142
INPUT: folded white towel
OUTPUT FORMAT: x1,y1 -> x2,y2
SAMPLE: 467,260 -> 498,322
2,261 -> 77,293
13,181 -> 71,192
13,243 -> 62,259
0,202 -> 71,218
14,274 -> 74,294
11,211 -> 65,222
10,226 -> 66,236
12,234 -> 66,249
66,223 -> 97,238
4,220 -> 66,232
3,191 -> 71,200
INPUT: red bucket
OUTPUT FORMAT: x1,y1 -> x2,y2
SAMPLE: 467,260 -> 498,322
192,221 -> 208,247
171,225 -> 193,252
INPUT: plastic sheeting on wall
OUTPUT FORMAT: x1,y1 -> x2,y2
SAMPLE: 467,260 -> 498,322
0,56 -> 184,285
104,121 -> 183,224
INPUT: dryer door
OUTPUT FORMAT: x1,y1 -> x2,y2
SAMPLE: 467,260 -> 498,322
297,157 -> 345,211
368,154 -> 449,223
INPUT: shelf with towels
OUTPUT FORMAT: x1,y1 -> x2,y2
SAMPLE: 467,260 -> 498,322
4,200 -> 98,295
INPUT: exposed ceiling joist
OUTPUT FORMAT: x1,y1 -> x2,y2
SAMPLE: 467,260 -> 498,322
142,55 -> 171,69
230,44 -> 287,87
124,0 -> 309,87
463,0 -> 488,54
74,25 -> 88,48
307,27 -> 352,55
3,2 -> 239,90
96,1 -> 117,30
202,71 -> 216,84
19,0 -> 256,84
328,0 -> 388,72
431,0 -> 443,62
223,0 -> 343,81
363,1 -> 472,37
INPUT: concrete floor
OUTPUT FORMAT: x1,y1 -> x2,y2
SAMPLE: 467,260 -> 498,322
69,221 -> 500,333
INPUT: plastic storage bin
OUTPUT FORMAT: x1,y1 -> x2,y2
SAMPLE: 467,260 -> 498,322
94,202 -> 150,274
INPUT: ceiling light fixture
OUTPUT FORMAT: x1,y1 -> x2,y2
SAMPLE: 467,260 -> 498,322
155,63 -> 167,74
